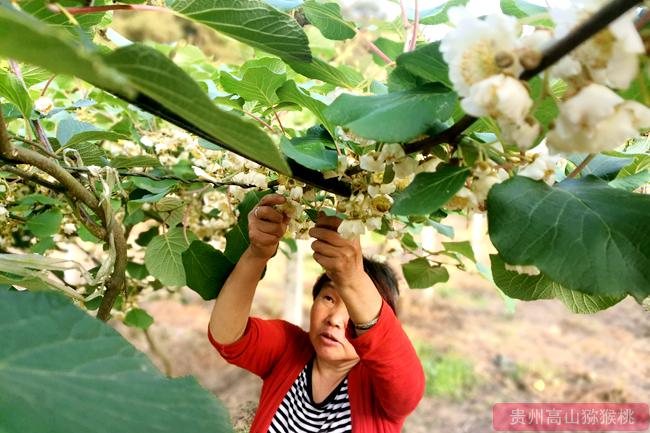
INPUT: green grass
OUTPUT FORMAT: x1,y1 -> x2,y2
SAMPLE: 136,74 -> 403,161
416,342 -> 478,400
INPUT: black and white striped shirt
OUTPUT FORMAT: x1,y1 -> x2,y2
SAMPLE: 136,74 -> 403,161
267,359 -> 352,433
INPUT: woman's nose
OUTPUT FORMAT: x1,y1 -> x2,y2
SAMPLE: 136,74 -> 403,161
326,305 -> 348,328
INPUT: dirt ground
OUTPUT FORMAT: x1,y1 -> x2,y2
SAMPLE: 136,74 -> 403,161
113,247 -> 650,433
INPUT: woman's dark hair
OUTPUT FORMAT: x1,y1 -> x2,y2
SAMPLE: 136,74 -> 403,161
311,257 -> 400,315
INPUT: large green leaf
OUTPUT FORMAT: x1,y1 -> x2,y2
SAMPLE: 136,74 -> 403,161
500,0 -> 547,18
487,176 -> 650,303
0,289 -> 232,433
276,80 -> 334,134
324,84 -> 457,142
20,0 -> 107,31
287,58 -> 362,89
302,0 -> 356,40
0,70 -> 33,119
281,136 -> 338,171
395,42 -> 451,89
144,227 -> 197,287
104,44 -> 291,174
110,155 -> 162,169
65,131 -> 128,147
392,166 -> 470,215
169,0 -> 311,62
491,255 -> 625,313
609,154 -> 650,191
402,258 -> 449,289
221,66 -> 286,106
182,240 -> 235,300
0,1 -> 132,95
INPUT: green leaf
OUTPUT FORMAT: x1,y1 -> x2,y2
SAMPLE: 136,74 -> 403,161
287,57 -> 362,89
104,44 -> 291,174
0,289 -> 233,433
182,241 -> 235,300
491,255 -> 625,313
276,80 -> 335,134
302,0 -> 356,40
64,130 -> 127,147
500,0 -> 547,18
56,117 -> 97,146
280,136 -> 338,171
221,67 -> 286,106
26,210 -> 63,238
110,155 -> 162,169
568,153 -> 634,180
402,258 -> 449,289
324,84 -> 457,142
392,166 -> 470,215
0,2 -> 132,96
395,42 -> 451,89
127,261 -> 149,279
442,241 -> 475,262
224,190 -> 271,263
124,307 -> 155,330
0,70 -> 32,119
66,141 -> 108,166
487,176 -> 650,303
132,178 -> 178,194
609,155 -> 650,191
169,0 -> 311,62
144,227 -> 197,287
418,0 -> 469,25
20,0 -> 108,31
78,225 -> 101,243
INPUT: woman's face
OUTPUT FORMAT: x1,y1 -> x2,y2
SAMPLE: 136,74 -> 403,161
309,283 -> 359,365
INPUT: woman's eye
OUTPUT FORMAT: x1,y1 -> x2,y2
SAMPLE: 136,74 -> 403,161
324,295 -> 334,302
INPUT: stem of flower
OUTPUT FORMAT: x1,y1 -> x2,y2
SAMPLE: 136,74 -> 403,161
566,154 -> 596,179
242,110 -> 276,134
361,35 -> 395,65
40,75 -> 57,97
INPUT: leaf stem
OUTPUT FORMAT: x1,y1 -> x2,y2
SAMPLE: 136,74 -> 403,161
40,75 -> 57,97
566,154 -> 596,179
272,108 -> 287,136
361,35 -> 395,65
243,110 -> 276,134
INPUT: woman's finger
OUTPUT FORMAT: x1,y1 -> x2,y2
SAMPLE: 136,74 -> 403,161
315,212 -> 342,230
250,230 -> 280,246
310,240 -> 339,258
253,205 -> 283,223
309,227 -> 346,247
258,193 -> 286,207
254,219 -> 285,238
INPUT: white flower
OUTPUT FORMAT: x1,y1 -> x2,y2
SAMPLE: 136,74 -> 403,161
547,84 -> 650,153
0,206 -> 7,219
519,143 -> 561,185
504,263 -> 541,276
367,182 -> 396,198
393,157 -> 418,178
365,217 -> 383,232
472,162 -> 508,202
360,152 -> 385,173
338,219 -> 365,240
551,5 -> 643,89
461,74 -> 539,150
232,171 -> 268,189
446,187 -> 480,212
63,223 -> 76,235
441,7 -> 522,97
34,96 -> 54,115
416,158 -> 441,173
289,186 -> 303,201
378,143 -> 405,163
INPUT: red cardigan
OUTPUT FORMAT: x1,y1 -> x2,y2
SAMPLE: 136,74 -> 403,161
208,300 -> 425,433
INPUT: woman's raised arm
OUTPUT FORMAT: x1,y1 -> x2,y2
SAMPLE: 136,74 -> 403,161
208,194 -> 289,344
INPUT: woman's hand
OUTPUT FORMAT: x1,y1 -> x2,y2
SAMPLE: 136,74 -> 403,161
247,194 -> 290,261
309,213 -> 365,290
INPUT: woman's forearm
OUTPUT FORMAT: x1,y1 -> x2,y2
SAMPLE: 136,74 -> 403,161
337,272 -> 383,335
208,246 -> 269,344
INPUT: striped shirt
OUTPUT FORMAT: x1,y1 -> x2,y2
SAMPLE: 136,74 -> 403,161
267,359 -> 352,433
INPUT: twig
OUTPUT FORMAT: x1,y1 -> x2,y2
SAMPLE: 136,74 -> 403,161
9,133 -> 59,159
0,164 -> 65,192
408,0 -> 419,52
144,328 -> 173,377
566,154 -> 596,179
40,75 -> 57,97
47,3 -> 169,14
405,0 -> 643,155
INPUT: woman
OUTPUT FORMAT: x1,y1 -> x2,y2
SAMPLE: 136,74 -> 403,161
208,194 -> 425,433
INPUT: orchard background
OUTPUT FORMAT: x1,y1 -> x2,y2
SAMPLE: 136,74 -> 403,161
0,0 -> 649,432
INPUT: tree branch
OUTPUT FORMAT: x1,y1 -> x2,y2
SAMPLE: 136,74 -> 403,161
0,164 -> 65,192
404,0 -> 643,155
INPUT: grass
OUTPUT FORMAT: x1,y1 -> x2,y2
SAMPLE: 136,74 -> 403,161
416,341 -> 479,400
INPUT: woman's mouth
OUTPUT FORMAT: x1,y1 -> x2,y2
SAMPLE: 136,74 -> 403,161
319,332 -> 340,346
